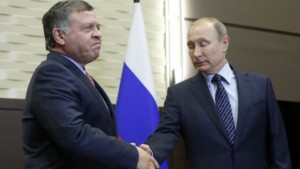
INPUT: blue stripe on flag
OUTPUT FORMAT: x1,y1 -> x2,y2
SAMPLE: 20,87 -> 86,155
116,63 -> 159,145
116,3 -> 169,168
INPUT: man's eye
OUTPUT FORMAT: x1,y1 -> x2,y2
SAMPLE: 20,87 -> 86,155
188,45 -> 195,49
187,43 -> 195,49
200,42 -> 208,47
83,26 -> 92,31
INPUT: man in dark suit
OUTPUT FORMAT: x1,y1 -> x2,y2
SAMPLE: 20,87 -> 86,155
22,1 -> 158,169
141,17 -> 292,169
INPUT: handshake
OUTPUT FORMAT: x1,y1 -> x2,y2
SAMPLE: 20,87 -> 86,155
134,143 -> 160,169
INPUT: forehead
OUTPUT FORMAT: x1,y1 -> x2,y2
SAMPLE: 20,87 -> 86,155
69,11 -> 98,24
187,21 -> 218,41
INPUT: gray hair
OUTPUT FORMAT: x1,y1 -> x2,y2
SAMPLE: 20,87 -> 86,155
42,0 -> 94,51
190,17 -> 228,41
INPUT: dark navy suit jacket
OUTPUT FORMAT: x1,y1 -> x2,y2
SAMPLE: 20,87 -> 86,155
146,68 -> 292,169
23,52 -> 138,169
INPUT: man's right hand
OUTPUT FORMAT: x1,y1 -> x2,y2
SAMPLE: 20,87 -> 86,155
136,146 -> 159,169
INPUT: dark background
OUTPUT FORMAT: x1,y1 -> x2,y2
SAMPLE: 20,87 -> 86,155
0,98 -> 299,169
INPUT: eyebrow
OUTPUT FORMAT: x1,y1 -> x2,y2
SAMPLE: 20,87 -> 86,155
187,38 -> 209,44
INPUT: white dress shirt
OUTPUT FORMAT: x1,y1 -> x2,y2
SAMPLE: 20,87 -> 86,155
204,62 -> 239,128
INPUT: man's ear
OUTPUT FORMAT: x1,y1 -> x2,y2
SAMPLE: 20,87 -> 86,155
222,35 -> 229,51
52,28 -> 65,46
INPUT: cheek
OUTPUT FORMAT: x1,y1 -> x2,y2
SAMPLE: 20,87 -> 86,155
201,48 -> 211,58
207,46 -> 220,57
188,49 -> 193,56
69,33 -> 88,46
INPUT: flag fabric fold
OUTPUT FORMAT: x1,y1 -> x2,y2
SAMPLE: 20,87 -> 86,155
115,3 -> 168,169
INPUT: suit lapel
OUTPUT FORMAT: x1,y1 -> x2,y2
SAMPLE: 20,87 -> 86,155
47,52 -> 116,131
76,68 -> 116,133
233,69 -> 251,146
189,73 -> 230,142
93,81 -> 117,134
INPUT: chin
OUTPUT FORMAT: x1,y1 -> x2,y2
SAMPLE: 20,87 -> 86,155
197,68 -> 213,74
195,65 -> 206,72
85,56 -> 99,64
92,53 -> 100,59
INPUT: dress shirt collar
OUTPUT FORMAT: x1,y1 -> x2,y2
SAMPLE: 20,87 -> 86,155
59,54 -> 86,74
203,61 -> 235,85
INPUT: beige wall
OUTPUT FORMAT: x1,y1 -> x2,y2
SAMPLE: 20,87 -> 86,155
0,0 -> 167,106
2,0 -> 299,103
182,0 -> 300,102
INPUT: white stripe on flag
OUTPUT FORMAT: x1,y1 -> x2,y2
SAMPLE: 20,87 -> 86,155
124,3 -> 156,98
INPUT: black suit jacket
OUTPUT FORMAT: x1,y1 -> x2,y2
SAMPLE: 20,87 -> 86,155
146,68 -> 292,169
23,52 -> 138,169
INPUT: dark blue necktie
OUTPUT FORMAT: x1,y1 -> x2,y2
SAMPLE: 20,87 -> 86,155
212,74 -> 235,144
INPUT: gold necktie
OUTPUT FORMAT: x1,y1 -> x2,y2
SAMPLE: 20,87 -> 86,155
86,72 -> 95,86
85,71 -> 109,111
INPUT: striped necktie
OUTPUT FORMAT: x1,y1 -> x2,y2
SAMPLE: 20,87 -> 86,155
212,74 -> 235,144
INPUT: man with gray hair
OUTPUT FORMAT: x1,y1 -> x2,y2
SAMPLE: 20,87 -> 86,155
23,1 -> 158,169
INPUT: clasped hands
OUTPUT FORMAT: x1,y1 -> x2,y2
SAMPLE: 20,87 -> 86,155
134,143 -> 159,169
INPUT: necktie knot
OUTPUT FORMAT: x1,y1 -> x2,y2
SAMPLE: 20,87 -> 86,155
211,74 -> 223,85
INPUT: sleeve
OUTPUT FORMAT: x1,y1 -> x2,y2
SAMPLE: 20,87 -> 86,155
267,77 -> 292,169
145,86 -> 182,164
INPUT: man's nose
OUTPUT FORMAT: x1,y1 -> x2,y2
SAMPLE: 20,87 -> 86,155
194,46 -> 202,57
93,28 -> 101,39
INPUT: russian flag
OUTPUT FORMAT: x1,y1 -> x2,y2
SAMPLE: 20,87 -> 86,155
115,2 -> 168,169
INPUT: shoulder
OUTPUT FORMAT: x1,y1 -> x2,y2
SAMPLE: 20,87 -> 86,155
29,54 -> 83,92
233,66 -> 269,81
171,73 -> 200,88
233,67 -> 273,91
34,52 -> 82,78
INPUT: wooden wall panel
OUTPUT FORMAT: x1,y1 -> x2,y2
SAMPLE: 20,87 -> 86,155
182,0 -> 300,102
0,98 -> 298,168
0,98 -> 24,169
